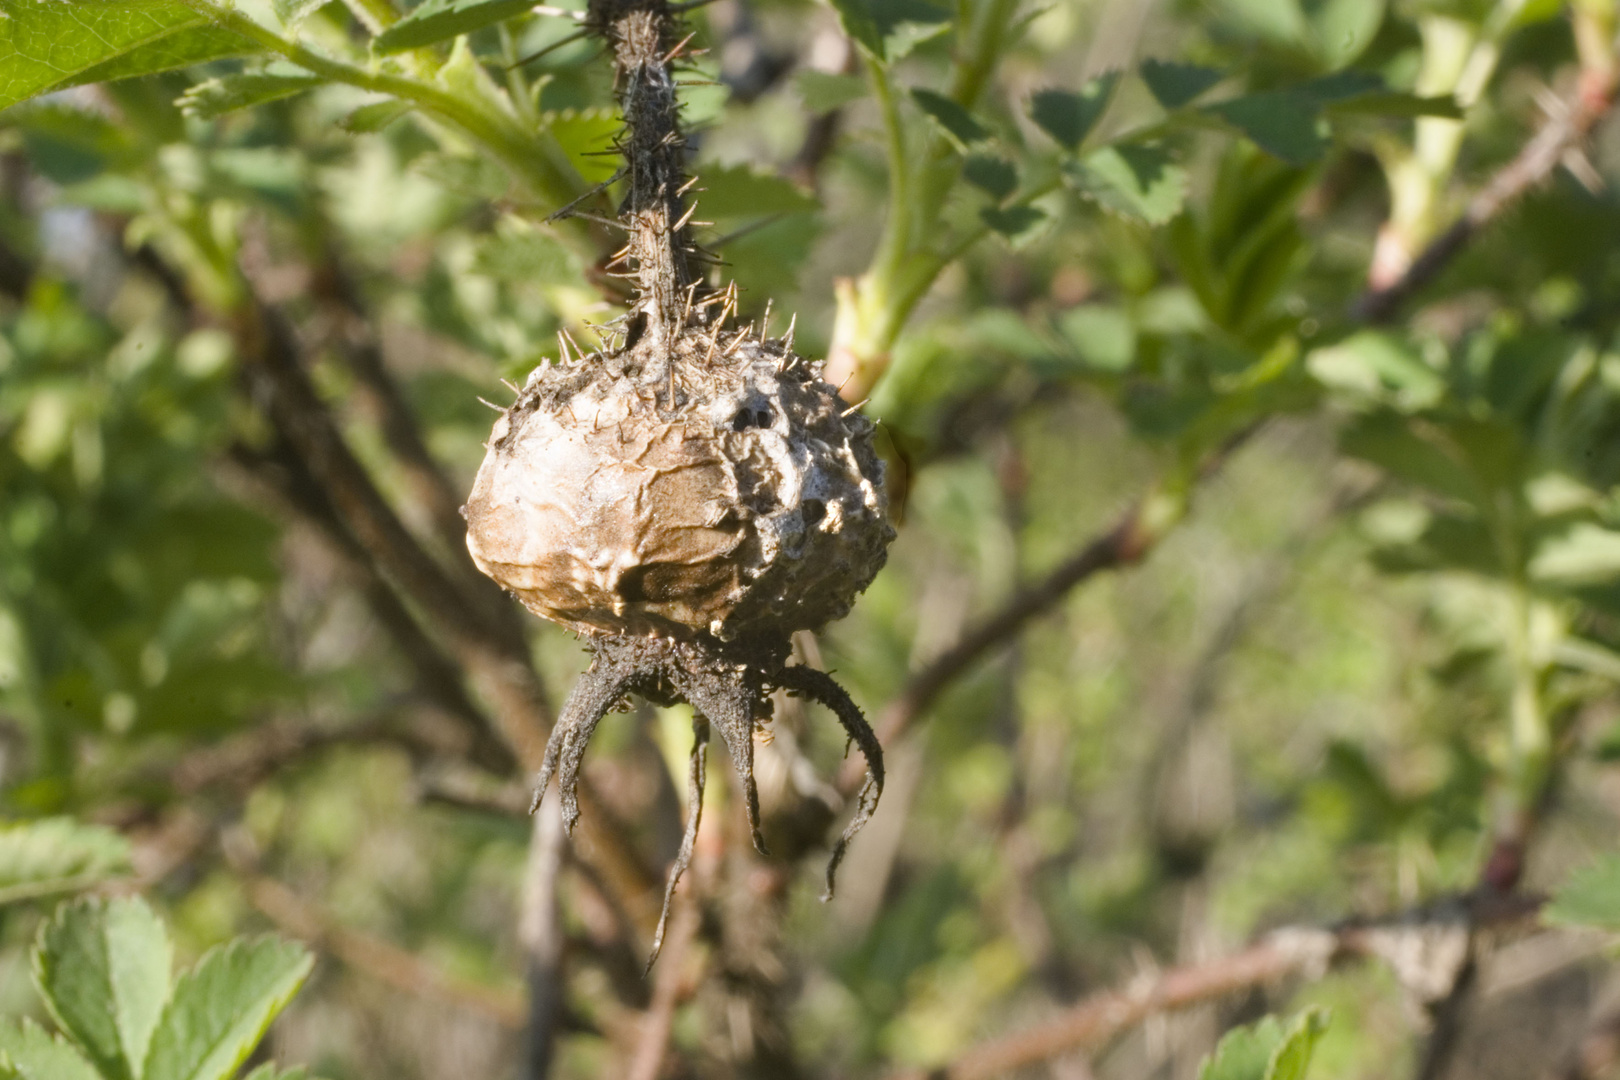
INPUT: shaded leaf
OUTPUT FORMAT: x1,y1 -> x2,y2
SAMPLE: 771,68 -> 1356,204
911,88 -> 991,147
34,897 -> 173,1080
0,1020 -> 101,1080
1325,92 -> 1462,118
143,938 -> 314,1080
372,0 -> 536,53
962,154 -> 1017,200
341,99 -> 414,132
1141,59 -> 1222,109
1068,144 -> 1188,224
0,818 -> 131,905
1546,855 -> 1620,931
1030,73 -> 1118,150
828,0 -> 884,56
796,70 -> 865,114
179,74 -> 323,120
980,205 -> 1045,237
1208,92 -> 1324,165
1339,413 -> 1481,506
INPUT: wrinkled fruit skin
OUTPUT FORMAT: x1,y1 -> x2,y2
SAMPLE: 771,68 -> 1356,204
464,328 -> 893,642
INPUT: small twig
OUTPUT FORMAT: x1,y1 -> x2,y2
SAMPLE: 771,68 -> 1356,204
1354,72 -> 1620,323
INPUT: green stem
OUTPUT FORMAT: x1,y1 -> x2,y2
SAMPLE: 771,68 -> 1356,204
866,55 -> 914,295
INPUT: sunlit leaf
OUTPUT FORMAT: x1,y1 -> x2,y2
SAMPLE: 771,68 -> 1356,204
34,897 -> 172,1080
341,99 -> 414,132
1531,524 -> 1620,586
143,938 -> 314,1080
0,1 -> 254,111
1067,144 -> 1188,224
1197,1008 -> 1330,1080
0,1020 -> 100,1080
372,0 -> 536,54
1030,73 -> 1118,150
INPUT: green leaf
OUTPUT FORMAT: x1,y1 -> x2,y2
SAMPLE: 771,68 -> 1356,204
0,1020 -> 101,1080
979,204 -> 1045,237
1339,413 -> 1481,506
372,0 -> 536,53
340,99 -> 414,132
828,0 -> 885,57
1545,855 -> 1620,930
1266,1009 -> 1331,1080
474,228 -> 582,285
1140,59 -> 1222,109
143,938 -> 314,1080
1531,524 -> 1620,586
962,154 -> 1017,200
62,25 -> 258,90
695,164 -> 818,218
1208,92 -> 1324,165
179,74 -> 323,120
1068,144 -> 1188,224
1306,0 -> 1384,69
1305,331 -> 1445,410
910,88 -> 991,148
0,818 -> 131,905
796,70 -> 866,114
34,897 -> 173,1080
1198,1009 -> 1329,1080
0,2 -> 255,111
1030,73 -> 1118,150
273,0 -> 330,29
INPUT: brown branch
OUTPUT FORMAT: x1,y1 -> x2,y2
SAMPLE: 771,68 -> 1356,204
886,892 -> 1544,1080
624,897 -> 700,1080
520,800 -> 569,1080
1354,70 -> 1620,324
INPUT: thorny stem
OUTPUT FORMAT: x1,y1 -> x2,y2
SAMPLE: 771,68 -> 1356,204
591,0 -> 704,360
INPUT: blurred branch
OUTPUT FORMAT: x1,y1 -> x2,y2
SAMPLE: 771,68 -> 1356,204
1354,69 -> 1620,324
886,891 -> 1544,1080
848,427 -> 1257,787
222,830 -> 530,1029
520,800 -> 569,1080
625,898 -> 701,1080
1547,1004 -> 1620,1080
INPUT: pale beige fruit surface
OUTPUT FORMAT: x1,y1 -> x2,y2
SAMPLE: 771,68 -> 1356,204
464,331 -> 892,641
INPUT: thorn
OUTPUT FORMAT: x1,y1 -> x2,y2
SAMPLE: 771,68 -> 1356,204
673,201 -> 699,233
784,312 -> 796,351
842,397 -> 869,416
561,327 -> 585,360
478,397 -> 505,412
501,378 -> 520,394
661,31 -> 698,65
676,176 -> 701,196
760,299 -> 772,342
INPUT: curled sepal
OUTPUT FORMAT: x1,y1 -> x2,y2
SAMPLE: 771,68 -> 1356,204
774,665 -> 885,900
677,670 -> 767,856
530,658 -> 635,830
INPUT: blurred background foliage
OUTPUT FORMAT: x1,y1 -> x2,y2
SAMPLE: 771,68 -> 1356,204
0,0 -> 1617,1077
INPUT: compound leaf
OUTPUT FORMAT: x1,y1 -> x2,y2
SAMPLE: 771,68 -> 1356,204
980,204 -> 1044,237
963,154 -> 1017,200
143,938 -> 314,1080
1207,92 -> 1324,165
372,0 -> 535,54
0,818 -> 131,905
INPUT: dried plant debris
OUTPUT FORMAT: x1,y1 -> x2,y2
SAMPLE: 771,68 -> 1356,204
462,0 -> 893,965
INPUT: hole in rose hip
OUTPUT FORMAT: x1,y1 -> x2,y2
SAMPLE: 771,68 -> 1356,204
802,498 -> 826,524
